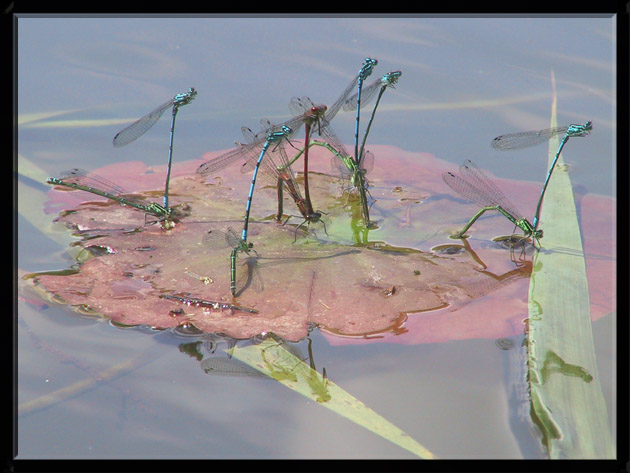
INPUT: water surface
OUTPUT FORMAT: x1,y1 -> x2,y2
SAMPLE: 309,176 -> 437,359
16,14 -> 616,459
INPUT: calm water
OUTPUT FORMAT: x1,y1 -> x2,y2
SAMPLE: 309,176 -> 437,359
16,15 -> 616,459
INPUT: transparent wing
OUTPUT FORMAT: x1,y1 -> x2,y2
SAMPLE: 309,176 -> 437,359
112,98 -> 173,147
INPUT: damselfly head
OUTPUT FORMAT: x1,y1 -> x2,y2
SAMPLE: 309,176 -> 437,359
174,87 -> 198,107
530,229 -> 544,251
567,121 -> 593,137
310,104 -> 327,115
183,87 -> 197,100
383,71 -> 402,85
159,218 -> 176,231
359,58 -> 378,78
564,121 -> 592,138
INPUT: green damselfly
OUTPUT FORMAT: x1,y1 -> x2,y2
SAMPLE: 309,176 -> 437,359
289,136 -> 375,228
442,160 -> 543,248
46,168 -> 177,227
491,121 -> 592,231
291,139 -> 375,192
113,87 -> 197,209
201,227 -> 261,297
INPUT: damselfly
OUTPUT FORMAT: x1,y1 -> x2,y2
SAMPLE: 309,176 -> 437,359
202,227 -> 259,297
308,57 -> 378,169
236,93 -> 353,233
195,71 -> 361,181
301,64 -> 396,229
201,357 -> 269,377
286,59 -> 378,208
201,127 -> 291,295
113,88 -> 197,209
287,97 -> 328,217
342,71 -> 402,168
311,140 -> 374,226
491,121 -> 592,231
442,159 -> 543,248
292,136 -> 375,228
290,139 -> 374,192
240,127 -> 293,243
196,108 -> 312,178
46,168 -> 177,227
239,121 -> 327,238
197,58 -> 375,187
342,58 -> 378,165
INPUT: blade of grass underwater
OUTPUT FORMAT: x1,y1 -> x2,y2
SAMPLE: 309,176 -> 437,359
17,152 -> 51,184
17,322 -> 172,417
19,108 -> 139,129
17,154 -> 75,247
232,337 -> 437,459
18,109 -> 82,126
526,71 -> 614,458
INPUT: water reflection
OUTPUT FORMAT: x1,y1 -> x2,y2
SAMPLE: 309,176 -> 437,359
177,328 -> 331,403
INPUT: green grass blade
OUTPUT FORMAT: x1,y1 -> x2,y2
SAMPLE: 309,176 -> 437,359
17,154 -> 76,248
232,337 -> 437,459
526,72 -> 614,458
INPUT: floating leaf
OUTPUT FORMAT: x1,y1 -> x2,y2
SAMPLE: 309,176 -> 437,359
26,161 -> 505,341
23,142 -> 614,344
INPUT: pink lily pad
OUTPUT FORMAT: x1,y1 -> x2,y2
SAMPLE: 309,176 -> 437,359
29,144 -> 615,343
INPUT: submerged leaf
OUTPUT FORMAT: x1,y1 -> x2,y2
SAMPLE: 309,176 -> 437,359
232,335 -> 438,459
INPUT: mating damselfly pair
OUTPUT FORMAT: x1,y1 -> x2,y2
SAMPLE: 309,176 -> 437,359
46,58 -> 402,298
195,58 -> 402,295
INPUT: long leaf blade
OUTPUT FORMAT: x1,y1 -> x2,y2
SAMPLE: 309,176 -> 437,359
526,71 -> 614,458
232,337 -> 437,459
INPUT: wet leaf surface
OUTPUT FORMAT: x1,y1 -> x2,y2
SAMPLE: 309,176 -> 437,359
28,145 -> 615,343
